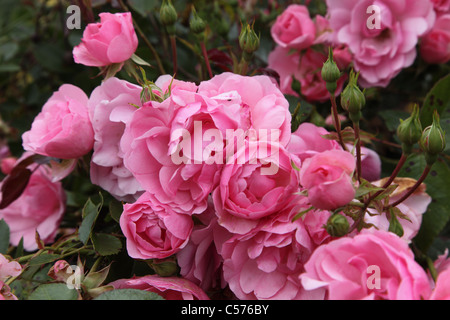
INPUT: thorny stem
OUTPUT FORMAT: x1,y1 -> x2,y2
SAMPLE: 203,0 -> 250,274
200,42 -> 213,79
170,35 -> 177,75
387,165 -> 431,209
330,94 -> 348,151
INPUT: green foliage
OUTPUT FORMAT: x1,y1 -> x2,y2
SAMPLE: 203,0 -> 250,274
28,283 -> 79,300
94,288 -> 164,300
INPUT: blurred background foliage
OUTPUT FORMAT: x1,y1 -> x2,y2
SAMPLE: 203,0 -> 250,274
0,0 -> 449,282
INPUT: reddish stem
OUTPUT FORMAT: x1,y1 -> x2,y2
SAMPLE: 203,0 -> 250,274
200,42 -> 213,79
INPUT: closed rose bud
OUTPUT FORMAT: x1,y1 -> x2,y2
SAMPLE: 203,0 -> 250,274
420,111 -> 446,164
397,104 -> 422,154
321,47 -> 341,85
340,70 -> 365,120
189,6 -> 206,35
239,23 -> 260,61
160,0 -> 177,35
325,213 -> 350,237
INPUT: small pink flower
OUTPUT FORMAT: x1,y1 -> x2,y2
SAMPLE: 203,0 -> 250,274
22,84 -> 94,159
300,230 -> 433,300
420,14 -> 450,64
120,192 -> 194,260
0,254 -> 22,282
0,163 -> 66,252
88,77 -> 144,202
300,149 -> 356,210
73,12 -> 138,67
109,275 -> 210,300
271,5 -> 316,50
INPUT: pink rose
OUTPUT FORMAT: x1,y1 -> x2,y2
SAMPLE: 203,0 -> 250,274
430,268 -> 450,300
300,230 -> 433,300
0,281 -> 17,300
88,77 -> 144,202
213,141 -> 301,234
271,5 -> 316,50
176,199 -> 231,292
300,149 -> 356,210
220,204 -> 317,300
197,72 -> 292,147
0,254 -> 21,282
420,14 -> 450,64
120,192 -> 194,260
22,84 -> 94,159
73,12 -> 138,67
287,122 -> 340,162
120,83 -> 220,215
431,0 -> 450,12
109,275 -> 210,300
0,165 -> 66,252
326,0 -> 436,87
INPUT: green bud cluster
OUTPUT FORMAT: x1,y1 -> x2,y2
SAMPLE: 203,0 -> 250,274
325,213 -> 350,237
321,47 -> 341,94
189,6 -> 206,35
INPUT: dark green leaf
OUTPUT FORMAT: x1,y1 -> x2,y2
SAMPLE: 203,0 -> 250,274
420,73 -> 450,128
91,233 -> 122,256
94,288 -> 164,300
28,283 -> 79,300
0,219 -> 10,254
109,200 -> 124,223
28,254 -> 60,266
78,198 -> 100,244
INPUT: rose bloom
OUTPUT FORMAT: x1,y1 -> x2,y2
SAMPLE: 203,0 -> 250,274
73,12 -> 138,67
120,82 -> 220,215
197,72 -> 292,147
88,77 -> 144,202
120,192 -> 194,260
431,0 -> 450,12
220,203 -> 318,300
109,275 -> 210,300
0,165 -> 66,252
299,149 -> 356,211
270,4 -> 316,50
300,229 -> 433,300
326,0 -> 436,87
176,199 -> 231,292
430,250 -> 450,300
213,141 -> 301,235
420,14 -> 450,64
22,84 -> 94,159
0,254 -> 21,282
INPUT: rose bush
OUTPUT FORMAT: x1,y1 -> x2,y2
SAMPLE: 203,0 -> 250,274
0,0 -> 448,303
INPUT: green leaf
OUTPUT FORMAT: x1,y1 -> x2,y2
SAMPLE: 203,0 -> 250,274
28,254 -> 60,266
109,199 -> 124,223
91,233 -> 122,256
94,288 -> 164,300
420,73 -> 450,129
0,219 -> 10,254
28,283 -> 79,300
78,198 -> 100,244
399,153 -> 450,253
131,53 -> 151,67
388,208 -> 404,237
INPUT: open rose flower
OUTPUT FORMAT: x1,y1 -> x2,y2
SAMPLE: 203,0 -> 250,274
109,275 -> 210,300
420,14 -> 450,64
300,229 -> 433,300
326,0 -> 436,87
220,203 -> 318,300
73,12 -> 138,67
0,164 -> 66,252
22,84 -> 94,159
120,192 -> 194,260
213,141 -> 301,235
0,254 -> 21,282
300,149 -> 356,210
88,77 -> 144,202
270,4 -> 316,50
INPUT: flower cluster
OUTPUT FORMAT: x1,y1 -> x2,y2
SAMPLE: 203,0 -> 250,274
0,1 -> 448,301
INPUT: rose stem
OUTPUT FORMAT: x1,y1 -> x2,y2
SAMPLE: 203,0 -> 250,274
200,42 -> 213,79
